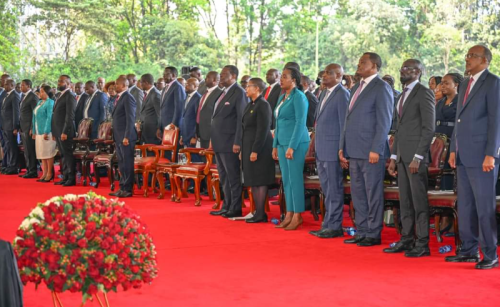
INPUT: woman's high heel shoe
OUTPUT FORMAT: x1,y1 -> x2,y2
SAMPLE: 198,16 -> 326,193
275,213 -> 293,228
284,215 -> 303,231
41,174 -> 54,183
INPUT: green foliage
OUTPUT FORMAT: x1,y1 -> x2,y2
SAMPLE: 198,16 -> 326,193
0,1 -> 20,74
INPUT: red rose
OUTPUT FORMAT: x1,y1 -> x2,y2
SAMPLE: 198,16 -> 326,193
87,284 -> 98,295
130,266 -> 140,274
100,240 -> 110,249
94,251 -> 105,263
70,281 -> 82,292
88,266 -> 100,278
77,238 -> 87,248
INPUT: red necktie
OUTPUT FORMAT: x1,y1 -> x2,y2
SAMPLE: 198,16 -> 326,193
264,86 -> 271,99
143,90 -> 148,102
349,81 -> 365,111
462,77 -> 474,106
114,94 -> 120,106
196,91 -> 209,123
398,87 -> 409,118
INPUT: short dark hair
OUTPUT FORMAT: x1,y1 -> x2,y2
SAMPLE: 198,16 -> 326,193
363,52 -> 382,71
141,73 -> 154,85
40,85 -> 54,99
285,67 -> 303,91
444,72 -> 465,92
60,75 -> 71,82
249,77 -> 267,93
430,76 -> 442,85
189,66 -> 201,73
301,75 -> 311,85
165,66 -> 178,77
224,65 -> 239,79
284,62 -> 301,72
85,80 -> 96,87
382,75 -> 395,87
5,79 -> 15,86
21,79 -> 32,88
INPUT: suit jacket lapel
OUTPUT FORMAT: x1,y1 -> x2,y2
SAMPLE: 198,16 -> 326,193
317,86 -> 340,119
160,82 -> 176,107
141,90 -> 150,112
213,86 -> 235,117
348,77 -> 378,116
400,83 -> 420,120
459,71 -> 488,115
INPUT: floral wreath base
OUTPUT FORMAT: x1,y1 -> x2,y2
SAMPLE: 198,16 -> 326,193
14,192 -> 158,305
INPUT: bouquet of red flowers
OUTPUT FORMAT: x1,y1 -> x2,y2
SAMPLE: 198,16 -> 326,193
13,191 -> 158,302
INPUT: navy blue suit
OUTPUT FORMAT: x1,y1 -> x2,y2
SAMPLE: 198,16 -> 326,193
0,89 -> 9,168
315,85 -> 349,230
340,75 -> 393,239
1,91 -> 21,171
450,69 -> 500,261
83,91 -> 107,139
180,92 -> 201,143
159,80 -> 186,130
112,90 -> 137,192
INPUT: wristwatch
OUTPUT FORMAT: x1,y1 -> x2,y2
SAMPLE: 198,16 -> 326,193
412,157 -> 421,163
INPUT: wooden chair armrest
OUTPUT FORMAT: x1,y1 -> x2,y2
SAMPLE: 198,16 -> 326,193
73,137 -> 90,143
179,148 -> 205,154
93,138 -> 105,144
102,140 -> 114,145
305,157 -> 316,164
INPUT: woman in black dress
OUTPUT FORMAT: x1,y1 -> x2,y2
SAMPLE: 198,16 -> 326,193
242,78 -> 275,223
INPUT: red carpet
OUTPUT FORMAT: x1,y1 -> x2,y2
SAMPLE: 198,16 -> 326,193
1,173 -> 500,306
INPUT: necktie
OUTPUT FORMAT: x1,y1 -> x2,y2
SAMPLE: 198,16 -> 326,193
398,87 -> 409,118
196,91 -> 209,123
114,94 -> 120,107
213,91 -> 226,115
143,90 -> 148,102
76,95 -> 80,102
161,85 -> 169,102
349,81 -> 365,111
320,90 -> 331,111
462,77 -> 474,106
264,86 -> 271,100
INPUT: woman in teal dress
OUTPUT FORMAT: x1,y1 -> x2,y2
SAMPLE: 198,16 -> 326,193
272,67 -> 310,230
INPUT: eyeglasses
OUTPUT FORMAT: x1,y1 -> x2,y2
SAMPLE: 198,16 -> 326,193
465,53 -> 484,59
400,66 -> 417,72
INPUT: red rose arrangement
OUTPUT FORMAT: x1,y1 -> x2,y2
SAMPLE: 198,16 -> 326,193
13,192 -> 158,303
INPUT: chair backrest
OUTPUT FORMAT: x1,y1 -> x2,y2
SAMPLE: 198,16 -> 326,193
162,124 -> 179,147
78,118 -> 93,138
97,120 -> 113,140
306,132 -> 316,158
135,120 -> 143,143
429,133 -> 448,169
388,134 -> 395,152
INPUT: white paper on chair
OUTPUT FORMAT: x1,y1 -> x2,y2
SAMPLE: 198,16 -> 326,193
229,213 -> 254,221
307,175 -> 319,180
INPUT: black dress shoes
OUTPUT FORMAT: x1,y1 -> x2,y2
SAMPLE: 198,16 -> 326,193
475,258 -> 499,270
117,190 -> 133,198
109,190 -> 123,196
24,173 -> 39,178
246,214 -> 268,223
210,210 -> 228,216
316,229 -> 344,239
3,169 -> 19,175
445,253 -> 480,263
383,241 -> 414,253
63,181 -> 76,187
54,180 -> 67,185
344,235 -> 366,244
405,246 -> 430,257
309,229 -> 322,236
357,237 -> 381,247
222,211 -> 243,218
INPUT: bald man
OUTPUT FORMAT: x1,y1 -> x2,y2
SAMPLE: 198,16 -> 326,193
97,77 -> 106,92
109,76 -> 137,198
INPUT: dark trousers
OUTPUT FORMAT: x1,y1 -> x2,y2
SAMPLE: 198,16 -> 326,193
317,160 -> 344,230
215,151 -> 242,213
55,136 -> 75,181
0,128 -> 7,168
1,130 -> 18,171
349,158 -> 385,239
21,131 -> 37,175
397,160 -> 430,247
116,142 -> 135,192
456,157 -> 499,261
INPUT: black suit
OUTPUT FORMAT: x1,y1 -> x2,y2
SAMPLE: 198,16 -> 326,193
0,90 -> 7,169
74,93 -> 89,129
1,91 -> 20,171
197,87 -> 223,149
211,82 -> 247,213
140,87 -> 161,144
51,90 -> 76,182
19,91 -> 39,175
305,90 -> 318,128
265,84 -> 281,129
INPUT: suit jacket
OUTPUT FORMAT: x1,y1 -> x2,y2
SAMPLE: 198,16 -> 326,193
197,80 -> 207,95
84,91 -> 107,138
198,87 -> 223,142
159,80 -> 186,129
51,90 -> 76,138
140,87 -> 161,144
315,85 -> 349,161
74,93 -> 89,128
340,76 -> 393,160
273,88 -> 310,149
451,69 -> 500,167
266,84 -> 281,129
211,82 -> 247,152
19,91 -> 39,133
129,85 -> 144,121
32,99 -> 55,135
391,82 -> 435,163
305,91 -> 318,128
180,92 -> 201,142
0,89 -> 5,128
1,91 -> 20,131
112,90 -> 137,142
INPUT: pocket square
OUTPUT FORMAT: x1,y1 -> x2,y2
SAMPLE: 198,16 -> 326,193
224,102 -> 230,105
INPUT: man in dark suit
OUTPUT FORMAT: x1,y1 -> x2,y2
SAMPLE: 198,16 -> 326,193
309,64 -> 350,239
264,68 -> 281,129
19,79 -> 39,178
301,75 -> 319,128
83,81 -> 107,139
197,71 -> 222,149
385,59 -> 435,257
190,67 -> 207,95
157,66 -> 186,140
313,70 -> 325,98
0,79 -> 20,175
339,52 -> 393,246
74,82 -> 88,128
156,78 -> 165,92
382,74 -> 402,130
447,45 -> 500,269
0,74 -> 11,171
180,78 -> 201,149
96,77 -> 105,92
52,75 -> 77,186
128,74 -> 143,121
109,76 -> 137,198
209,65 -> 247,218
139,74 -> 161,145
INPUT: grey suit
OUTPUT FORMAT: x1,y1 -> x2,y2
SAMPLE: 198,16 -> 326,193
19,91 -> 39,175
197,87 -> 223,148
140,87 -> 161,144
392,81 -> 435,247
129,85 -> 144,121
51,90 -> 76,182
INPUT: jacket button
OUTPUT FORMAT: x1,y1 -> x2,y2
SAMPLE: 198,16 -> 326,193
458,119 -> 461,123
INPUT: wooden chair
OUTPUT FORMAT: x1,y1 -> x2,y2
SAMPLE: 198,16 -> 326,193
173,148 -> 211,206
134,124 -> 179,197
428,133 -> 449,190
82,120 -> 112,186
302,132 -> 324,221
72,118 -> 93,186
92,121 -> 117,190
